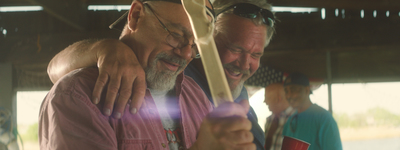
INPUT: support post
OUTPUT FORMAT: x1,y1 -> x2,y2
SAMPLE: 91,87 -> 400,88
326,51 -> 333,114
0,63 -> 13,113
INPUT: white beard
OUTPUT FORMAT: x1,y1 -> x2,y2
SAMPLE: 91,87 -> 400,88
231,81 -> 244,100
145,52 -> 186,93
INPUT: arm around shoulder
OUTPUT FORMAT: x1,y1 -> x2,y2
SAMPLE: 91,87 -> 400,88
47,38 -> 145,119
47,39 -> 128,83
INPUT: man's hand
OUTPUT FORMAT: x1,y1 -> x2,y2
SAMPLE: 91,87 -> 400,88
190,100 -> 255,150
91,39 -> 146,118
47,39 -> 146,119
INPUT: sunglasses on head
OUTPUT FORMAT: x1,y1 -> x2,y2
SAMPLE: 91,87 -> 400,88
218,3 -> 275,27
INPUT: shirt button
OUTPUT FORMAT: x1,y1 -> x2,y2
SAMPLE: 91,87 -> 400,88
161,143 -> 166,148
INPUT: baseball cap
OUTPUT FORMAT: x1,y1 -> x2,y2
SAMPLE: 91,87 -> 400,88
283,72 -> 310,86
109,0 -> 215,31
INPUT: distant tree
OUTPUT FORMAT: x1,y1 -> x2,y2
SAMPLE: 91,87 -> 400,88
334,107 -> 400,129
367,107 -> 400,126
333,113 -> 352,128
352,113 -> 368,127
21,123 -> 38,142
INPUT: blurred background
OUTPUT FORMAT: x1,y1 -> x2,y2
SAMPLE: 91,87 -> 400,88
1,0 -> 399,149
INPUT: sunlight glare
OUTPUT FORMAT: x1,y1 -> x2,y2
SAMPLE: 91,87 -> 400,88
0,6 -> 43,12
88,5 -> 130,12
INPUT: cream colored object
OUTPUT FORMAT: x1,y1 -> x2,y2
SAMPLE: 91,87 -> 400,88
181,0 -> 233,106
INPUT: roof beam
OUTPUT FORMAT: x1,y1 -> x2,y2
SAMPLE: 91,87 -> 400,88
260,12 -> 400,82
26,0 -> 87,31
267,14 -> 400,52
269,0 -> 400,10
262,48 -> 400,83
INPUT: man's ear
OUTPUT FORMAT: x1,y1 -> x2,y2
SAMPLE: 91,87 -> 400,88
276,93 -> 282,102
127,1 -> 145,31
305,86 -> 311,95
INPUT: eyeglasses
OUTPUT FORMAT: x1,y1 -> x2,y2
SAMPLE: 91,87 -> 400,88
145,3 -> 200,59
218,3 -> 275,27
289,114 -> 298,133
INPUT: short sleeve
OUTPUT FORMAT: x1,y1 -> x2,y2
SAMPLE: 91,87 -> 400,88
39,87 -> 118,150
318,114 -> 343,150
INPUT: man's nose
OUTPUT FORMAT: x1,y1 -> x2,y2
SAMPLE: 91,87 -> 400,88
173,44 -> 192,60
238,53 -> 250,70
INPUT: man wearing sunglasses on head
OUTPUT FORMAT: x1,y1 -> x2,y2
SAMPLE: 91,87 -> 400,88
46,0 -> 275,149
186,1 -> 275,149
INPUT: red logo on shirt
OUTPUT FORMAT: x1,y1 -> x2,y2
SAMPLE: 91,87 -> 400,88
165,127 -> 182,144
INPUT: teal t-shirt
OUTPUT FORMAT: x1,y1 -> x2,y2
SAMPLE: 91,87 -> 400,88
282,104 -> 342,150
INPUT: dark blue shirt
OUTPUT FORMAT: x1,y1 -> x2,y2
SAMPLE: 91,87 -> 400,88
184,62 -> 265,150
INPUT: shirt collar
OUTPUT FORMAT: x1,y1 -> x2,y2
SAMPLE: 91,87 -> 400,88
275,106 -> 296,118
145,73 -> 185,97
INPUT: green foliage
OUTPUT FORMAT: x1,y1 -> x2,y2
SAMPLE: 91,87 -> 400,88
20,123 -> 38,142
366,107 -> 400,126
333,113 -> 367,128
333,107 -> 400,128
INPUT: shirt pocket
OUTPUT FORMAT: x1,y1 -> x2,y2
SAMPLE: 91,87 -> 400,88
119,139 -> 154,150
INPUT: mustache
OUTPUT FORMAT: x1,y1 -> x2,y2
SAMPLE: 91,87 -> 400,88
223,63 -> 250,76
156,52 -> 187,68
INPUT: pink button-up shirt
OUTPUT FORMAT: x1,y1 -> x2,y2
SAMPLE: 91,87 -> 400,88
39,67 -> 213,150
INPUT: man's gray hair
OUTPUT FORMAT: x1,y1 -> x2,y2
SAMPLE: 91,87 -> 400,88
213,0 -> 276,45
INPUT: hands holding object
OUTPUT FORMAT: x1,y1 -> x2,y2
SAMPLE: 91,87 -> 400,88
182,1 -> 253,149
87,1 -> 254,149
